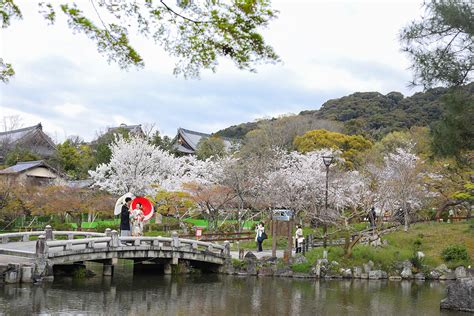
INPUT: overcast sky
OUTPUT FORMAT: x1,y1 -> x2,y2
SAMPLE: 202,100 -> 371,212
0,0 -> 425,142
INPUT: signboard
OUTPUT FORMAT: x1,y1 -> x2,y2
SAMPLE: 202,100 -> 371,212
272,209 -> 294,221
195,227 -> 203,238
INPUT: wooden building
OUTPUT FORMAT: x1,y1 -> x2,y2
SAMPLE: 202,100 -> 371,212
0,160 -> 66,186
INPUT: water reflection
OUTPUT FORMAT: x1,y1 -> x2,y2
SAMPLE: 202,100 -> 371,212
0,265 -> 468,316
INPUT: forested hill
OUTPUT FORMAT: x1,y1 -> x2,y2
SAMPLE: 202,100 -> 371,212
216,83 -> 473,140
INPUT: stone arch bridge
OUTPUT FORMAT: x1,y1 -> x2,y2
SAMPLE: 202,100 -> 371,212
0,226 -> 231,282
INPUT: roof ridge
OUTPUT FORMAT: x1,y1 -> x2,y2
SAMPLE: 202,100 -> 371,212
178,127 -> 238,143
17,160 -> 44,164
178,127 -> 211,137
0,123 -> 41,136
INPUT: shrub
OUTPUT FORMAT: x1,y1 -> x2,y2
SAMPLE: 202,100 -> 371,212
291,262 -> 311,273
95,222 -> 119,233
441,245 -> 469,262
410,254 -> 424,271
52,222 -> 76,231
217,222 -> 239,233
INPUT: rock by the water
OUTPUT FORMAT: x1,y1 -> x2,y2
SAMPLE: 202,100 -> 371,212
429,270 -> 441,280
440,272 -> 457,280
440,277 -> 474,312
275,267 -> 293,277
435,264 -> 450,274
401,266 -> 413,279
402,260 -> 413,269
244,252 -> 257,260
363,261 -> 374,273
257,267 -> 274,276
455,266 -> 467,279
312,264 -> 321,278
263,256 -> 278,263
389,275 -> 402,281
312,259 -> 329,278
353,266 -> 362,278
414,272 -> 425,280
293,254 -> 308,265
360,273 -> 369,279
246,261 -> 257,275
369,270 -> 383,280
342,269 -> 352,278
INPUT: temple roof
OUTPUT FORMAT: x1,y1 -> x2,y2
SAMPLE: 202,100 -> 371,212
107,123 -> 143,135
173,128 -> 236,154
0,123 -> 56,150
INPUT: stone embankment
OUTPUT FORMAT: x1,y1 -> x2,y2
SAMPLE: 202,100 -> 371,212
225,252 -> 474,282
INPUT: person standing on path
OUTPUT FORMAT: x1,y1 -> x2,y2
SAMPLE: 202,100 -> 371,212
120,197 -> 132,237
255,222 -> 265,252
295,224 -> 304,253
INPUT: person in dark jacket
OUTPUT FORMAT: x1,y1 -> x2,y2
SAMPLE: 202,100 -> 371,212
120,197 -> 132,236
368,206 -> 377,228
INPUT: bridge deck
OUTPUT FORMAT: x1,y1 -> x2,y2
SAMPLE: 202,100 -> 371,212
0,240 -> 286,262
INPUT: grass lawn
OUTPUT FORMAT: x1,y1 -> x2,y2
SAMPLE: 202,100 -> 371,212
384,221 -> 474,267
292,221 -> 473,273
183,218 -> 258,229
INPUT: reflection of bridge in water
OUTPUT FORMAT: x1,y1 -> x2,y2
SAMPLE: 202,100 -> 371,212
0,226 -> 231,282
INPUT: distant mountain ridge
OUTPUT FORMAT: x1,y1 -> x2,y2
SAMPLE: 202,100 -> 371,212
216,83 -> 473,140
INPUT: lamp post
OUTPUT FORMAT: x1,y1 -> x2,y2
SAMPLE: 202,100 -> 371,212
322,156 -> 334,248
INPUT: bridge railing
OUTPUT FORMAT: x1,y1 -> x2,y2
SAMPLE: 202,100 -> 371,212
0,225 -> 106,244
36,230 -> 230,258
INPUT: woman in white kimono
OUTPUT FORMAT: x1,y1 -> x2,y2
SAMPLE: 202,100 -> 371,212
130,203 -> 145,237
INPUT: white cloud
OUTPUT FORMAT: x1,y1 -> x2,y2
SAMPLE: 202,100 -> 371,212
1,0 -> 426,142
53,103 -> 87,117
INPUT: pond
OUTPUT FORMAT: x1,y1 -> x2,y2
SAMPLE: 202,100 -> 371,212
0,263 -> 468,315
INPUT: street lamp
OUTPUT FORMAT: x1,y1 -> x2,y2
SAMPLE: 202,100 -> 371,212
322,156 -> 334,248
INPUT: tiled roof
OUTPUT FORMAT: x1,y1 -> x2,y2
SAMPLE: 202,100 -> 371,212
0,124 -> 42,143
0,160 -> 45,174
0,123 -> 56,151
107,124 -> 143,133
177,128 -> 237,153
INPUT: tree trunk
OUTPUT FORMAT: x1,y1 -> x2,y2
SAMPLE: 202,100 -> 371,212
345,234 -> 362,258
403,206 -> 409,232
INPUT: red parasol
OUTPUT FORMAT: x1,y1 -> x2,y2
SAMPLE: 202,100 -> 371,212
131,197 -> 154,221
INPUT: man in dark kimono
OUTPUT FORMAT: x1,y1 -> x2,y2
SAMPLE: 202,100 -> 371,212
120,197 -> 132,237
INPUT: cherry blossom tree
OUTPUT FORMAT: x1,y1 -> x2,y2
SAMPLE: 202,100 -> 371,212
180,156 -> 237,231
89,135 -> 180,195
380,147 -> 425,231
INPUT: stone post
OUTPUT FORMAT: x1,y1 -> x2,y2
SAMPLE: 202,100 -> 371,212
105,228 -> 112,237
110,230 -> 119,248
35,235 -> 48,258
45,225 -> 53,241
103,259 -> 114,277
21,265 -> 33,283
171,231 -> 180,248
164,263 -> 172,275
223,241 -> 231,257
5,263 -> 20,284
